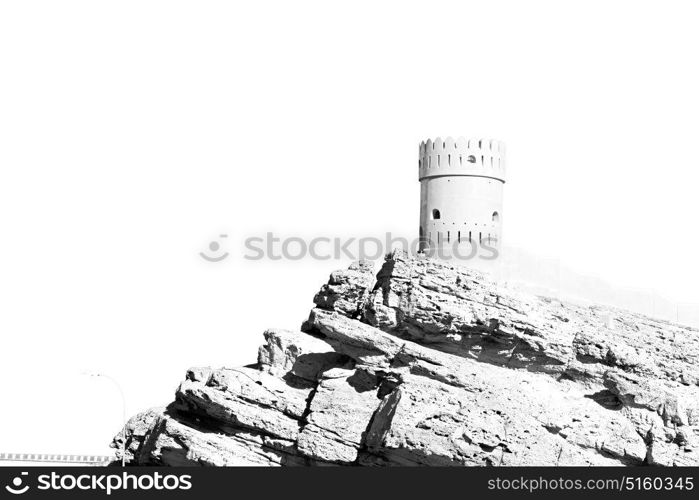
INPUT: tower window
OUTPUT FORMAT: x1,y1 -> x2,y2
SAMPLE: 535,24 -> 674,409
431,209 -> 441,220
492,211 -> 500,222
467,155 -> 476,163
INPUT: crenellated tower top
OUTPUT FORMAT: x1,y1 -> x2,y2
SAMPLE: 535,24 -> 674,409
418,136 -> 506,183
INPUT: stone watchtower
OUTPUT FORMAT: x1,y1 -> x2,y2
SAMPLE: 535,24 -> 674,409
418,137 -> 506,268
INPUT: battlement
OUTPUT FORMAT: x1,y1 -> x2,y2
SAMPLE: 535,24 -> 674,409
419,136 -> 506,182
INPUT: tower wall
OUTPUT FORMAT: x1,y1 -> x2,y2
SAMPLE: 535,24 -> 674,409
418,137 -> 506,265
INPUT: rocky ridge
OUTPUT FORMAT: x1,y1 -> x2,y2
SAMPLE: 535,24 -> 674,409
113,251 -> 699,466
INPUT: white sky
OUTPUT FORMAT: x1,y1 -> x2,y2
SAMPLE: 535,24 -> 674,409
1,0 -> 698,456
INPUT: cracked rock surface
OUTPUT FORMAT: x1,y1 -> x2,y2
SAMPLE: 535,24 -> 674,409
113,251 -> 699,466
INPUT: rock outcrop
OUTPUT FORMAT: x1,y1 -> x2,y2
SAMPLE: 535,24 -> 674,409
113,252 -> 699,466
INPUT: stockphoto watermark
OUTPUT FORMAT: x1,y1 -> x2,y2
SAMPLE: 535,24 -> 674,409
199,232 -> 499,262
2,470 -> 192,496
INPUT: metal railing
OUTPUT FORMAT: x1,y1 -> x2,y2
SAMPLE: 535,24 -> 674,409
0,453 -> 113,465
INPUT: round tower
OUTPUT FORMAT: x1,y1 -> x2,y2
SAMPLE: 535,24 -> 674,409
418,136 -> 506,268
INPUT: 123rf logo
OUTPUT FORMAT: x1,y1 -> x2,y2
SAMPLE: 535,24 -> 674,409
4,471 -> 192,495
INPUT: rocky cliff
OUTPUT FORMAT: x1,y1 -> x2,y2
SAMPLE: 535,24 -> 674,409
113,251 -> 699,466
